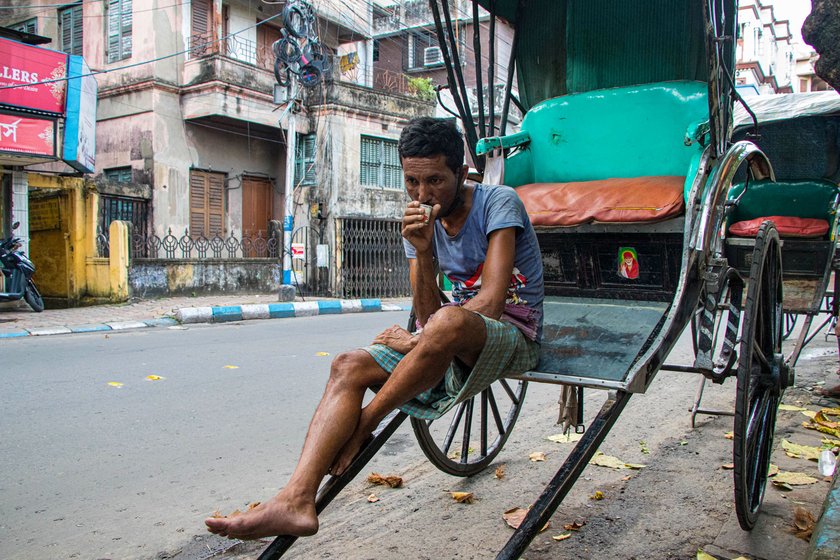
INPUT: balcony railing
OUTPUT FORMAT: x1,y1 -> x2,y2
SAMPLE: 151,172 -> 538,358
188,33 -> 275,71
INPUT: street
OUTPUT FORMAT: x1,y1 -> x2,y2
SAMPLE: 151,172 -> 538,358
0,312 -> 836,560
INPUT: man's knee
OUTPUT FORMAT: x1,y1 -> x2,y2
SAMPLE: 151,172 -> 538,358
424,306 -> 482,349
329,350 -> 375,388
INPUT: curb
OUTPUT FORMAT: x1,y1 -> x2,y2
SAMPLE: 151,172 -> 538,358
175,299 -> 393,324
0,299 -> 409,339
807,465 -> 840,560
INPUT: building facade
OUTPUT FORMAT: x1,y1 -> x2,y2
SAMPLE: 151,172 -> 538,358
735,0 -> 795,95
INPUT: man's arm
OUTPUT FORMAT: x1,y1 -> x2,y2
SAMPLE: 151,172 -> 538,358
462,227 -> 516,320
409,254 -> 442,327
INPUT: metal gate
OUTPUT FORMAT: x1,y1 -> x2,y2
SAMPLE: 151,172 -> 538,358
290,225 -> 331,297
339,217 -> 411,298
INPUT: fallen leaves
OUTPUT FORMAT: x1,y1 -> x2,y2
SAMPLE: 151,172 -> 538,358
145,375 -> 165,381
494,464 -> 506,480
724,431 -> 734,440
696,551 -> 716,560
779,404 -> 807,412
315,352 -> 330,357
563,519 -> 586,531
589,452 -> 645,470
450,491 -> 474,504
529,451 -> 546,462
502,507 -> 549,531
546,432 -> 584,444
107,381 -> 123,388
803,407 -> 840,438
792,506 -> 816,540
782,439 -> 822,461
367,472 -> 403,488
223,365 -> 239,369
552,533 -> 572,541
639,440 -> 650,455
367,493 -> 379,503
721,463 -> 734,470
772,471 -> 819,490
591,490 -> 604,500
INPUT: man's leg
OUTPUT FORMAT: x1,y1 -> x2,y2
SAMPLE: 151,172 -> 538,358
205,349 -> 389,540
331,306 -> 487,475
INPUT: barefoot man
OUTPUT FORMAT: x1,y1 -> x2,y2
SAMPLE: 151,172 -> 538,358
205,117 -> 544,540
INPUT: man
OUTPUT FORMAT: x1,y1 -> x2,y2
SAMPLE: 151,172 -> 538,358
205,117 -> 544,540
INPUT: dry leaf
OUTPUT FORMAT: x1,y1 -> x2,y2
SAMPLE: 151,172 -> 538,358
494,464 -> 506,479
503,507 -> 529,529
590,452 -> 645,470
782,439 -> 822,461
223,365 -> 239,369
591,491 -> 604,501
779,404 -> 807,412
639,440 -> 650,454
367,472 -> 403,488
802,410 -> 818,419
772,471 -> 819,486
721,463 -> 734,470
696,551 -> 716,560
562,519 -> 586,531
247,502 -> 261,510
547,433 -> 584,444
107,382 -> 123,388
621,475 -> 632,481
792,506 -> 816,540
815,410 -> 840,430
822,438 -> 840,447
145,375 -> 164,381
367,493 -> 379,503
529,451 -> 547,462
768,464 -> 780,477
552,533 -> 572,542
724,431 -> 734,440
228,509 -> 242,518
316,352 -> 330,357
450,491 -> 474,504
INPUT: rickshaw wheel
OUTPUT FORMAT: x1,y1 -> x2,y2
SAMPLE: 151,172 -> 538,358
406,310 -> 527,476
733,222 -> 784,531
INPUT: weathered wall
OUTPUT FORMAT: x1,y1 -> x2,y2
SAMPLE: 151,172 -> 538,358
129,260 -> 283,297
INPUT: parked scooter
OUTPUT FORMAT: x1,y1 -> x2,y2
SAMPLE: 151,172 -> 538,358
0,222 -> 44,312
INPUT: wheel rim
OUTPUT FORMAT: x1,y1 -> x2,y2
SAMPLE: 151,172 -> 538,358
734,223 -> 783,530
410,378 -> 527,477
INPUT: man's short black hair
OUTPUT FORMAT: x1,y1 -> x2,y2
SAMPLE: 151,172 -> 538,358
398,117 -> 465,174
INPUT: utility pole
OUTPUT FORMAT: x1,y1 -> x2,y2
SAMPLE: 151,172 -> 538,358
282,83 -> 298,285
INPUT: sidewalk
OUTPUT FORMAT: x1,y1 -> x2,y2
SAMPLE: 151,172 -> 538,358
0,292 -> 411,338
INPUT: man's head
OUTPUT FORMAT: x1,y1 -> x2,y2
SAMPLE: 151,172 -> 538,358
398,117 -> 465,174
398,118 -> 467,218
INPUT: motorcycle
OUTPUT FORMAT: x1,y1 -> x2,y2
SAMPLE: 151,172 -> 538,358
0,222 -> 44,312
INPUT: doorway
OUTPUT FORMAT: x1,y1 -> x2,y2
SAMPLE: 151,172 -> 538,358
241,176 -> 273,257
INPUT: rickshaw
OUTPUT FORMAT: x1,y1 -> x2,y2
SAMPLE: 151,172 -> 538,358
260,1 -> 787,558
690,91 -> 840,426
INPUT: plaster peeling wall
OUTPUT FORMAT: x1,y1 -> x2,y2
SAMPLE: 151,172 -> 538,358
129,260 -> 283,296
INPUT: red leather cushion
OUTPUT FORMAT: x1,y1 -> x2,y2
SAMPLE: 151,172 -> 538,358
729,216 -> 830,238
517,176 -> 685,227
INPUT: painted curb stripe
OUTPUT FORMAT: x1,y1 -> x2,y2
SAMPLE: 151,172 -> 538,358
0,331 -> 29,338
70,324 -> 112,333
268,303 -> 296,318
361,299 -> 382,312
294,302 -> 320,317
144,318 -> 178,327
212,306 -> 243,322
317,301 -> 342,314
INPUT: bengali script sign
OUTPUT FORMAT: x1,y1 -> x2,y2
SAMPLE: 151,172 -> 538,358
0,113 -> 56,157
0,37 -> 67,115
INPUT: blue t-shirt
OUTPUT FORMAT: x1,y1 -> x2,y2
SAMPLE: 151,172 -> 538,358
405,183 -> 544,340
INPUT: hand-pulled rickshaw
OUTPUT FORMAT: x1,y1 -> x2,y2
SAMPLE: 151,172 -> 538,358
260,1 -> 818,558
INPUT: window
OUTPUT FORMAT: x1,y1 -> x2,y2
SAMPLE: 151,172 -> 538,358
105,166 -> 132,183
59,3 -> 83,56
107,0 -> 132,63
295,134 -> 317,187
405,30 -> 463,71
189,169 -> 225,237
360,136 -> 402,190
190,0 -> 213,56
373,39 -> 380,63
11,18 -> 37,34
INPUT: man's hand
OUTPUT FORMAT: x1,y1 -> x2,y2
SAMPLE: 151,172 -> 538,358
373,325 -> 418,355
402,201 -> 440,254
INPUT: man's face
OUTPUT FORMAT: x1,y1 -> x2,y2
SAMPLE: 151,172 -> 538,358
402,154 -> 465,211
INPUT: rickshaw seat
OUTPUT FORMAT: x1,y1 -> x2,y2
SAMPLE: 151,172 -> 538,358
727,179 -> 840,239
479,80 -> 710,211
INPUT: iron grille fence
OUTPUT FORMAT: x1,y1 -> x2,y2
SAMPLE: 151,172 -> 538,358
97,227 -> 281,260
98,195 -> 150,257
339,218 -> 411,298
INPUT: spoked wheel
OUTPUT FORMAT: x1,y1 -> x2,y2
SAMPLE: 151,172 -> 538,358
405,308 -> 527,476
733,222 -> 786,530
782,312 -> 797,340
410,378 -> 527,476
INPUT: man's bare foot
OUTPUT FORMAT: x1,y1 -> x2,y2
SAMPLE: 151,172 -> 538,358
329,428 -> 373,476
816,383 -> 840,399
204,490 -> 318,540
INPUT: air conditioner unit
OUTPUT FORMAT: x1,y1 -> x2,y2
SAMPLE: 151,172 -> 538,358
423,46 -> 443,66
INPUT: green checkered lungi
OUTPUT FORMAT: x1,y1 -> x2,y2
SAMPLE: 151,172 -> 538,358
362,314 -> 540,420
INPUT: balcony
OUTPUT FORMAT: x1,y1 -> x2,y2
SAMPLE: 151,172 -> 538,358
303,78 -> 433,120
181,34 -> 281,131
373,0 -> 470,36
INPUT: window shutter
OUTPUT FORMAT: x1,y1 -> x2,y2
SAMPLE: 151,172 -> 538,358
189,172 -> 207,236
107,0 -> 121,62
207,173 -> 225,236
60,5 -> 84,56
191,0 -> 211,54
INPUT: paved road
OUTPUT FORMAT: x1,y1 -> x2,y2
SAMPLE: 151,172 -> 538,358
0,312 -> 835,560
0,312 -> 411,560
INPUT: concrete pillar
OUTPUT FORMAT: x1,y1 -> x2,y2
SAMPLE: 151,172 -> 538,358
108,220 -> 130,302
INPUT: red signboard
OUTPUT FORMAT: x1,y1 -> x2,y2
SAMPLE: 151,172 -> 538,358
0,37 -> 67,115
0,113 -> 56,157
